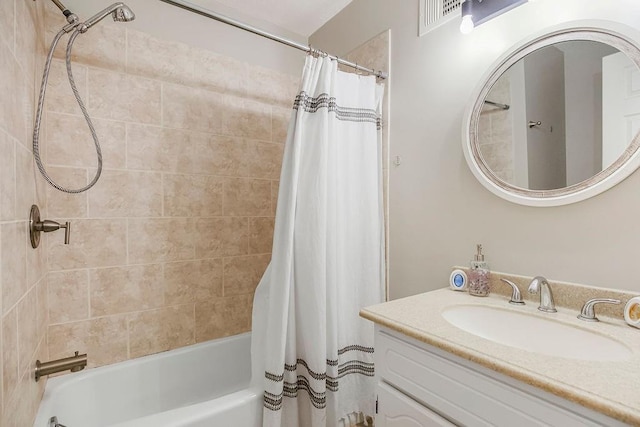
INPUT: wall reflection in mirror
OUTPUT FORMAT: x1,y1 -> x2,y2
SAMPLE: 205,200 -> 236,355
478,40 -> 639,191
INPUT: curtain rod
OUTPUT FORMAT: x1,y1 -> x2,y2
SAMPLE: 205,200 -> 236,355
158,0 -> 388,80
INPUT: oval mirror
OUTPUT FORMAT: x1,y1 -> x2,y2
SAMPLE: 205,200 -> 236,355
463,23 -> 640,206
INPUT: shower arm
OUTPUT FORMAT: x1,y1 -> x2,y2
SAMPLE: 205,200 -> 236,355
48,0 -> 80,26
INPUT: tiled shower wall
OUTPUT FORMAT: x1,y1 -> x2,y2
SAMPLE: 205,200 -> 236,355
44,7 -> 299,368
0,0 -> 50,425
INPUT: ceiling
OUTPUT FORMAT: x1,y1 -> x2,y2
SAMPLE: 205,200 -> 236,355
188,0 -> 353,38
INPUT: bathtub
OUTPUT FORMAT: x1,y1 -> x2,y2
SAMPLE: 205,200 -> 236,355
33,333 -> 262,427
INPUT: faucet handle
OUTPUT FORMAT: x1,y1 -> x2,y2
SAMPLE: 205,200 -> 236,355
500,279 -> 525,305
578,298 -> 621,322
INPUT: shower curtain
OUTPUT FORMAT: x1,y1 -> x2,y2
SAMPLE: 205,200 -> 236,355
252,55 -> 385,427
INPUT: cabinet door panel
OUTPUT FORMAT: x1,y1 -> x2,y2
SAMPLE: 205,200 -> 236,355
377,382 -> 456,427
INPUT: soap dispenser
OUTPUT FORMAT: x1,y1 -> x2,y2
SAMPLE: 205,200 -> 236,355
469,244 -> 490,297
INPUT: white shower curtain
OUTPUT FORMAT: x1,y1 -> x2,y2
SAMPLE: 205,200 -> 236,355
251,55 -> 385,427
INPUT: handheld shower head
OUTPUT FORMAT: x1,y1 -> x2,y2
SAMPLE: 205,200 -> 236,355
82,3 -> 135,31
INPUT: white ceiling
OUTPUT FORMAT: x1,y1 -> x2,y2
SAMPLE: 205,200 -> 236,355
188,0 -> 353,38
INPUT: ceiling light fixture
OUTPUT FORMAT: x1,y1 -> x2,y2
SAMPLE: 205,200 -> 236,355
460,0 -> 529,34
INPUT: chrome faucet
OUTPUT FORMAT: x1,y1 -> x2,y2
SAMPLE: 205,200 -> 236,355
527,276 -> 557,313
578,298 -> 621,322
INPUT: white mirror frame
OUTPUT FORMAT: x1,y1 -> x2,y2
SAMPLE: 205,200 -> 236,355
462,20 -> 640,207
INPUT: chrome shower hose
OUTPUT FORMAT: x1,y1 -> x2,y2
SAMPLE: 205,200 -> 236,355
33,28 -> 103,194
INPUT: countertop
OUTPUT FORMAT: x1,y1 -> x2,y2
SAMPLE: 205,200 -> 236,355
361,288 -> 640,425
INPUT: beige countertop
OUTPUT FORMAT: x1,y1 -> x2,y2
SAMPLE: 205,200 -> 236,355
361,288 -> 640,425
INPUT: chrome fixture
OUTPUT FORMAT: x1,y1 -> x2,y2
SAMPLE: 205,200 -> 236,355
36,351 -> 87,382
500,278 -> 525,305
33,1 -> 135,194
460,0 -> 529,34
578,298 -> 621,322
29,205 -> 70,249
527,276 -> 557,313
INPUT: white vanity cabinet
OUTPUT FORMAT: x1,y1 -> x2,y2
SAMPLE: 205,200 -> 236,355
374,327 -> 627,427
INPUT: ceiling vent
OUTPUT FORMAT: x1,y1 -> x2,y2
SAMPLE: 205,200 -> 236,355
419,0 -> 462,36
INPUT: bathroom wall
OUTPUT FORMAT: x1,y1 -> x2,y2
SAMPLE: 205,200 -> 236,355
311,0 -> 640,297
0,0 -> 50,425
44,6 -> 298,368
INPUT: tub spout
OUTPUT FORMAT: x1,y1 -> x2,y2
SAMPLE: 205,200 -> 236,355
35,351 -> 87,382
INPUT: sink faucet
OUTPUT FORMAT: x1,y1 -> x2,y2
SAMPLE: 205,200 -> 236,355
527,276 -> 557,313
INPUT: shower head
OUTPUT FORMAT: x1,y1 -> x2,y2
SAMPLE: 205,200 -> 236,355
81,3 -> 135,32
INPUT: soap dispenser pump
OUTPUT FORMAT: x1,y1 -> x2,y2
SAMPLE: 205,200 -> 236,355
469,244 -> 490,297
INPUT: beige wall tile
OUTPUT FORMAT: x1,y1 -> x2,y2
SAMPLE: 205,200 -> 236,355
223,254 -> 270,296
245,66 -> 299,107
46,112 -> 126,169
221,95 -> 272,140
90,264 -> 164,317
27,233 -> 47,289
0,41 -> 27,143
126,30 -> 194,83
88,170 -> 162,217
224,178 -> 271,216
246,141 -> 284,180
271,181 -> 279,215
165,259 -> 223,305
0,131 -> 16,220
17,286 -> 38,375
88,68 -> 161,124
0,0 -> 15,51
163,83 -> 223,133
193,50 -> 249,97
45,167 -> 88,218
49,270 -> 89,324
1,222 -> 27,315
16,143 -> 36,219
48,219 -> 127,270
15,0 -> 37,83
195,295 -> 251,342
249,217 -> 274,254
271,106 -> 292,144
61,24 -> 126,72
163,174 -> 224,217
194,217 -> 248,258
128,218 -> 194,264
128,305 -> 195,358
48,315 -> 128,368
45,59 -> 88,116
2,308 -> 18,404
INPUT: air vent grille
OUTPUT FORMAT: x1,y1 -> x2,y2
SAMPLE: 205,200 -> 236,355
419,0 -> 462,36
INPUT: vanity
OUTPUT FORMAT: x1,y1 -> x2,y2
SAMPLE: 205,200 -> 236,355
361,284 -> 640,426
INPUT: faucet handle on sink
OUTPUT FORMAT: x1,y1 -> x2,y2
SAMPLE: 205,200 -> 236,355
500,279 -> 525,306
578,298 -> 621,322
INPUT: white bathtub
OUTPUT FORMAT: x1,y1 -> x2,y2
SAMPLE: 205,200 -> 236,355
33,333 -> 262,427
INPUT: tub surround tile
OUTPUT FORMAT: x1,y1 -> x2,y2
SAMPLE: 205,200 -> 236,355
223,254 -> 270,296
45,167 -> 88,219
46,112 -> 126,169
246,141 -> 284,180
48,315 -> 129,368
224,178 -> 271,216
0,0 -> 15,51
195,295 -> 252,342
128,304 -> 195,358
16,143 -> 37,218
271,106 -> 292,144
0,130 -> 16,220
126,30 -> 195,84
128,218 -> 195,264
47,219 -> 127,270
221,95 -> 272,140
15,0 -> 38,83
194,217 -> 248,258
49,270 -> 89,324
271,181 -> 279,215
163,174 -> 224,217
88,170 -> 163,218
17,286 -> 38,375
164,259 -> 223,304
90,264 -> 164,317
2,309 -> 18,404
88,68 -> 161,124
162,83 -> 224,133
1,222 -> 28,316
193,50 -> 250,97
249,217 -> 275,254
45,59 -> 88,116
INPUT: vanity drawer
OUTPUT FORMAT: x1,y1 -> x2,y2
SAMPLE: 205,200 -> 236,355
375,328 -> 621,427
377,382 -> 456,427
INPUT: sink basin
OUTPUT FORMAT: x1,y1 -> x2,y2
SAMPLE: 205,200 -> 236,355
441,305 -> 632,361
